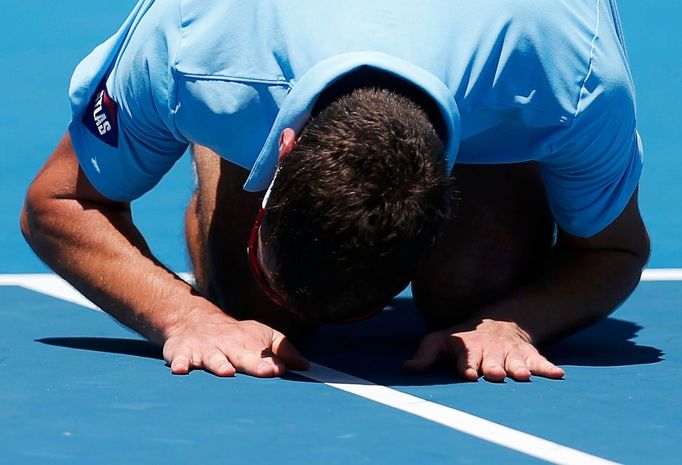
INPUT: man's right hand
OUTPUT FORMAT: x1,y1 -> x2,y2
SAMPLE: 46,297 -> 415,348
162,308 -> 309,377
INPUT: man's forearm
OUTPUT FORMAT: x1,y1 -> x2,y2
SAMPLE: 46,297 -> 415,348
21,194 -> 226,345
20,135 -> 229,345
475,245 -> 646,345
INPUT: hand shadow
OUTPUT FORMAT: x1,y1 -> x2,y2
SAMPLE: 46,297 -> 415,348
544,318 -> 664,367
37,337 -> 162,360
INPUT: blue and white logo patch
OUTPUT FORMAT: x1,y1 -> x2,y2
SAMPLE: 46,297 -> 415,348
82,80 -> 119,148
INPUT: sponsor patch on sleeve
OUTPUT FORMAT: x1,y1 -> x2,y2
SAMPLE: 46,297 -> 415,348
82,79 -> 119,148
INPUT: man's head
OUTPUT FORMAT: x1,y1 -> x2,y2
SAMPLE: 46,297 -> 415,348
254,87 -> 454,323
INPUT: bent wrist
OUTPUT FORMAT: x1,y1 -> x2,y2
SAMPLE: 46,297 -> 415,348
474,318 -> 532,344
161,294 -> 236,341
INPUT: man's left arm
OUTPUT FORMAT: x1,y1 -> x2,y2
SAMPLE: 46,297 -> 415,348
405,189 -> 650,381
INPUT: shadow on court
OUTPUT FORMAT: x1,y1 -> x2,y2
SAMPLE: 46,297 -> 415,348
35,297 -> 663,386
37,336 -> 163,360
545,318 -> 664,367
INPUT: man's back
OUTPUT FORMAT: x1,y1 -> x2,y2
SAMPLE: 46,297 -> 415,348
71,0 -> 639,237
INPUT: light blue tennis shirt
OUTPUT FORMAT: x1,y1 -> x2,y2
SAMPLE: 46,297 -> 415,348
69,0 -> 642,238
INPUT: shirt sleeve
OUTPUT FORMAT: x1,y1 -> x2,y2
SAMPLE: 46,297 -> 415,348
539,43 -> 643,238
68,0 -> 187,201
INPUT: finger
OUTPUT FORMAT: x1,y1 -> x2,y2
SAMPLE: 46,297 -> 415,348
229,349 -> 285,378
204,347 -> 237,377
505,352 -> 532,382
272,335 -> 309,371
190,353 -> 203,369
454,343 -> 482,382
170,354 -> 191,375
527,355 -> 565,379
403,334 -> 445,373
481,349 -> 507,382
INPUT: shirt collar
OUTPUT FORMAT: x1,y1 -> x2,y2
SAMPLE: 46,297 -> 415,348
243,51 -> 460,192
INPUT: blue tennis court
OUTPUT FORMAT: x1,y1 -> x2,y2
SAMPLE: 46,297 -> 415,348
1,2 -> 681,464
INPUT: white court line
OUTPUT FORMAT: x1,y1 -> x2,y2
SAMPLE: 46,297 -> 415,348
0,273 -> 195,311
641,268 -> 682,281
293,363 -> 621,465
0,273 -> 638,464
0,274 -> 99,310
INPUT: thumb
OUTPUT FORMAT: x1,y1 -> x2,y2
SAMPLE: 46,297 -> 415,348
272,333 -> 310,371
403,333 -> 445,373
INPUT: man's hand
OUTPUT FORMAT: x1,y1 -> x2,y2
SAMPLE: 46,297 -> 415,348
404,319 -> 565,382
163,309 -> 309,377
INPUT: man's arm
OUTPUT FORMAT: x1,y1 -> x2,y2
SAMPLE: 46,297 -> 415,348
405,190 -> 650,381
21,133 -> 308,376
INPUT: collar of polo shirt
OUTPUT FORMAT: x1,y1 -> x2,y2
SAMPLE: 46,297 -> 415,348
243,51 -> 461,193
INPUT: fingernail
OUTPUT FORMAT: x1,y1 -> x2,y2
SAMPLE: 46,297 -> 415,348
258,361 -> 277,375
465,369 -> 479,380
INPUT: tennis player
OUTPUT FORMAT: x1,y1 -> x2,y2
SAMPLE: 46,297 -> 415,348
21,0 -> 649,381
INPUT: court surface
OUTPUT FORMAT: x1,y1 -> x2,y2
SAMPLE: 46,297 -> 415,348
1,2 -> 681,464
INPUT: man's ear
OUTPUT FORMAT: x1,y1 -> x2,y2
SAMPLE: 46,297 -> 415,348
278,128 -> 297,162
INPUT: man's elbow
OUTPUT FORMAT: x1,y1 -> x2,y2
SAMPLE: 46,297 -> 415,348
21,182 -> 42,249
20,179 -> 56,252
635,227 -> 651,271
19,201 -> 31,245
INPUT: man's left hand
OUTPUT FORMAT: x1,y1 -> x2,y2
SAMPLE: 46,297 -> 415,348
403,319 -> 565,382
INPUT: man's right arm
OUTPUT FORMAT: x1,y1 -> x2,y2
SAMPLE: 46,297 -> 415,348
20,132 -> 308,377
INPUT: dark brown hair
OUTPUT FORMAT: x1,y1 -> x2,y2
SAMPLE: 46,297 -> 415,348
262,87 -> 453,322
